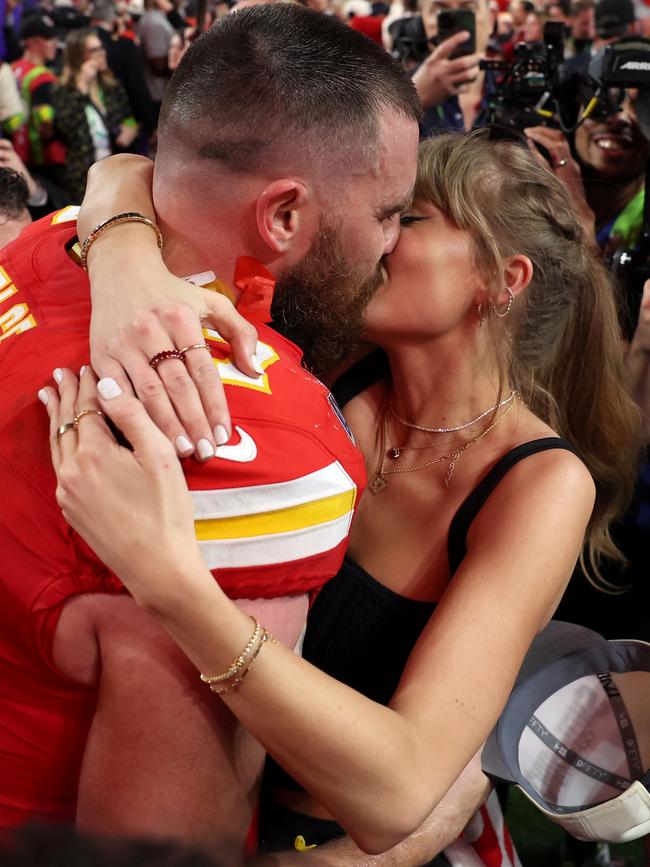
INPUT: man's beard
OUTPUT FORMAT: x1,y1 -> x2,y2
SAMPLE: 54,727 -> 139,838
271,223 -> 384,378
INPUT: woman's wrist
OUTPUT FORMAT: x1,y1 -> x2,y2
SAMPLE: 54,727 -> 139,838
85,222 -> 168,284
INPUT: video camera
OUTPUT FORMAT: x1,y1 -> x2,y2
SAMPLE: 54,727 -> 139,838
588,38 -> 650,335
479,21 -> 570,131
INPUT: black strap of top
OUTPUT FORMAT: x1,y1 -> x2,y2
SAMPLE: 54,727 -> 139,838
332,349 -> 389,409
447,437 -> 579,576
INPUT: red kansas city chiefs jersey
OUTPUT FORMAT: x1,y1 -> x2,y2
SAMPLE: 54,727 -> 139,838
0,209 -> 366,826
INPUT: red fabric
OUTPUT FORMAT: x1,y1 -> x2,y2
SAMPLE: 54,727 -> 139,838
349,15 -> 385,44
0,212 -> 366,828
233,255 -> 275,324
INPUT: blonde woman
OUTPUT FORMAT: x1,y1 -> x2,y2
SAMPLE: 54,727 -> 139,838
52,29 -> 137,202
41,132 -> 641,862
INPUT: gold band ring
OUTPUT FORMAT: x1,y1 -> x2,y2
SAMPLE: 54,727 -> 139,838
56,422 -> 77,439
74,409 -> 105,428
179,342 -> 209,358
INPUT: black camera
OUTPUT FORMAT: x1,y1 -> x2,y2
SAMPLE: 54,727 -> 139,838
587,38 -> 650,336
479,21 -> 568,131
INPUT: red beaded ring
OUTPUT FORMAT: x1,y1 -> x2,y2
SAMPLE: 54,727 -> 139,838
149,348 -> 185,369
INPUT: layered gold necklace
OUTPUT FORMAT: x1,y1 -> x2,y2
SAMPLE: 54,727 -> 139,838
368,392 -> 518,494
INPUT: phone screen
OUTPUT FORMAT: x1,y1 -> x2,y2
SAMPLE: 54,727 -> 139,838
436,9 -> 476,59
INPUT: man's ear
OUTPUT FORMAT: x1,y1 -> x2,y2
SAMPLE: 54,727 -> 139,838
255,179 -> 314,255
500,254 -> 533,304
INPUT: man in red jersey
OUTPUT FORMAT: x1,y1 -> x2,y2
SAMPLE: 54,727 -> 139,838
0,5 -> 419,859
11,13 -> 65,174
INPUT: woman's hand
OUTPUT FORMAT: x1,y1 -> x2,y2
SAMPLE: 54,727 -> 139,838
114,124 -> 138,149
80,154 -> 260,460
39,366 -> 210,610
77,57 -> 99,92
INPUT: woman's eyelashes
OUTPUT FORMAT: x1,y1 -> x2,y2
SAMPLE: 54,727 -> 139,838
399,213 -> 428,227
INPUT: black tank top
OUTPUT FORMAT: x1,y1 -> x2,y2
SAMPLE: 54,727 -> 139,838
264,353 -> 578,792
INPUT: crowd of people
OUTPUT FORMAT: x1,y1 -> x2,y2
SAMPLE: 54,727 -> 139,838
0,1 -> 649,867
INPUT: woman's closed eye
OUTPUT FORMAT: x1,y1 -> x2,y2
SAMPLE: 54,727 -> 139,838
399,213 -> 428,227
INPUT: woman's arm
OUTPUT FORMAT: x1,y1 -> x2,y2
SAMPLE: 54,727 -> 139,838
42,370 -> 595,854
250,749 -> 491,866
78,155 -> 259,456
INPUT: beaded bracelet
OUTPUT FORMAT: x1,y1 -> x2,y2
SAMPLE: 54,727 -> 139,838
79,211 -> 163,271
207,630 -> 275,695
199,618 -> 262,686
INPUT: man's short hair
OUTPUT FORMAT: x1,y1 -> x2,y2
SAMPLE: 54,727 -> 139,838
0,169 -> 29,220
159,4 -> 421,174
571,0 -> 594,14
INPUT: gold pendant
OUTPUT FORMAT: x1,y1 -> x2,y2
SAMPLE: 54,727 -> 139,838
369,473 -> 388,494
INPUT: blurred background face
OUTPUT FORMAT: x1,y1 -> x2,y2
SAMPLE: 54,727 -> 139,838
572,8 -> 595,40
84,34 -> 107,71
574,91 -> 650,183
26,35 -> 58,61
422,0 -> 490,54
522,10 -> 543,40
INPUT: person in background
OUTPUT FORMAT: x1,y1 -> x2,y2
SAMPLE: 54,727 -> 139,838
564,0 -> 638,78
0,165 -> 30,245
91,0 -> 155,137
51,27 -> 137,202
414,0 -> 490,135
0,58 -> 23,133
508,0 -> 534,39
10,13 -> 63,174
137,0 -> 173,120
566,0 -> 594,56
520,6 -> 543,40
0,137 -> 66,218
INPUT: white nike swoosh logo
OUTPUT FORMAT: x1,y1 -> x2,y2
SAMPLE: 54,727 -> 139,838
214,426 -> 257,463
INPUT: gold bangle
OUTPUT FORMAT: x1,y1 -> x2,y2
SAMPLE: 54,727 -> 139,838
199,618 -> 262,685
207,630 -> 276,695
79,212 -> 163,271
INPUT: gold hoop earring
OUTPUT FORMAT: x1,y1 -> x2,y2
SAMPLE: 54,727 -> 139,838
492,287 -> 514,319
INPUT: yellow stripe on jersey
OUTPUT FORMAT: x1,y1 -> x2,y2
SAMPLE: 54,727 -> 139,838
195,489 -> 355,541
191,461 -> 357,569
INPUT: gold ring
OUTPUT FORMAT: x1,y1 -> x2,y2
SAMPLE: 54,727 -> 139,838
179,342 -> 210,358
56,422 -> 77,439
73,409 -> 105,428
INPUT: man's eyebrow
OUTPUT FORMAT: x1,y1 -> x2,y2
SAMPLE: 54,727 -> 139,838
375,194 -> 414,220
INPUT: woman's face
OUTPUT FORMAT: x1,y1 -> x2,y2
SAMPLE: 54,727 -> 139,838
84,35 -> 108,72
364,200 -> 486,343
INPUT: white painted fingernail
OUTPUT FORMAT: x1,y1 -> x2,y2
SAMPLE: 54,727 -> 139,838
97,377 -> 123,400
80,365 -> 87,376
197,438 -> 214,460
214,424 -> 229,446
251,354 -> 264,376
175,435 -> 194,455
37,388 -> 48,405
53,368 -> 63,383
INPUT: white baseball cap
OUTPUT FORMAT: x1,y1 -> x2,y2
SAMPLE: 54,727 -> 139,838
482,621 -> 650,843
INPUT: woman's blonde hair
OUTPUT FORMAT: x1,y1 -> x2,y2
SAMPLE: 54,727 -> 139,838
415,131 -> 641,588
59,28 -> 116,89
